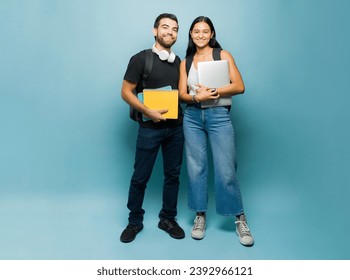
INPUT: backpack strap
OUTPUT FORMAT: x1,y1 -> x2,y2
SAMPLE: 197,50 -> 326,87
185,55 -> 193,76
141,49 -> 154,89
185,48 -> 222,75
212,47 -> 222,61
130,49 -> 154,122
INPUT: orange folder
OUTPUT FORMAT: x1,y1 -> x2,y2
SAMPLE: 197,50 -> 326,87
143,90 -> 179,119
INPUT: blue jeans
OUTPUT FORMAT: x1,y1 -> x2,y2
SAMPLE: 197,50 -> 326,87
183,106 -> 244,216
127,125 -> 184,225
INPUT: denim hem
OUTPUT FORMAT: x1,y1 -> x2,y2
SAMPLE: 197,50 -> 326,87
188,206 -> 207,212
128,221 -> 144,227
216,211 -> 244,217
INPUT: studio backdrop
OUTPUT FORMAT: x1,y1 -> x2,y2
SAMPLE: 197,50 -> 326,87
0,0 -> 349,259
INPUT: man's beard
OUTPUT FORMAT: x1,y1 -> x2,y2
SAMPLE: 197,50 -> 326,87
156,35 -> 176,49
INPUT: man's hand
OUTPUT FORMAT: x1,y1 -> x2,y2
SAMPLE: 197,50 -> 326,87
144,108 -> 168,122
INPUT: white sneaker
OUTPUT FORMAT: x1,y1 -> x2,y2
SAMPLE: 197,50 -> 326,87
191,215 -> 206,240
235,214 -> 254,246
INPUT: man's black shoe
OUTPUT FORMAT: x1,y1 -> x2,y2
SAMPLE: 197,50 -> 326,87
158,219 -> 185,239
120,224 -> 143,243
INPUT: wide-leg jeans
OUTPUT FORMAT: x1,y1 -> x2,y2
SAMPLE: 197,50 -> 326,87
183,106 -> 244,216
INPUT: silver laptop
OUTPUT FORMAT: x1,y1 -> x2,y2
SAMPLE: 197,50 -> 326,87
197,60 -> 231,108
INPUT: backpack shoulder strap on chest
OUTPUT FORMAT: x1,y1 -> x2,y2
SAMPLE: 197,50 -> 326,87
213,47 -> 222,61
141,49 -> 154,88
185,54 -> 193,76
130,49 -> 153,122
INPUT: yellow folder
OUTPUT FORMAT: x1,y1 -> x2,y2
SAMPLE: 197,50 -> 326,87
143,89 -> 179,119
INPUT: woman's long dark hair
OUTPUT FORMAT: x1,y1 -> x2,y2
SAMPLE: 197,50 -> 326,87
185,16 -> 222,58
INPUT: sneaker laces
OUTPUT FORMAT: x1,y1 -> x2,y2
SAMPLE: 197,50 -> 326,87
193,216 -> 205,231
127,224 -> 140,231
163,219 -> 178,229
235,220 -> 251,236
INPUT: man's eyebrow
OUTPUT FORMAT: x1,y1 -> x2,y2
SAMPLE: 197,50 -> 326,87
161,24 -> 178,30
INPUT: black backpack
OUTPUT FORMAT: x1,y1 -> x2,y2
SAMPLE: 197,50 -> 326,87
129,49 -> 154,122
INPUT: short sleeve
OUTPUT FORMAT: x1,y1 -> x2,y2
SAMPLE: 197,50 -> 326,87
123,51 -> 146,84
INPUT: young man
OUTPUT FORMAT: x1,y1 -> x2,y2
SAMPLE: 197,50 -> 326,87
120,13 -> 184,243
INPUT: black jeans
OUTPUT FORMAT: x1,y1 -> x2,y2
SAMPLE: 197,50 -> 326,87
127,125 -> 184,225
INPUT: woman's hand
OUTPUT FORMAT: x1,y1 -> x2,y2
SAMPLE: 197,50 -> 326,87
194,84 -> 220,102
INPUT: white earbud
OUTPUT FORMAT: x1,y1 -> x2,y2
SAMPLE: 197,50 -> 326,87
152,44 -> 176,63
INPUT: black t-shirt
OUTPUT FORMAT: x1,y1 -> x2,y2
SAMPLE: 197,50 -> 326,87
123,49 -> 183,128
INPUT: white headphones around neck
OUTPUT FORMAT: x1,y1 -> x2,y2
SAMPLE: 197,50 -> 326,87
152,44 -> 176,63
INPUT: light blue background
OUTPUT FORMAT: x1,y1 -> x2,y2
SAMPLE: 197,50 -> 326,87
1,0 -> 349,259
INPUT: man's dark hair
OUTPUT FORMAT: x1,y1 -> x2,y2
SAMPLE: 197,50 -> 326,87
154,13 -> 178,28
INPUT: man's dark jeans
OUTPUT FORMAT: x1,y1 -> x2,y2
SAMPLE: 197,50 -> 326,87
127,124 -> 184,226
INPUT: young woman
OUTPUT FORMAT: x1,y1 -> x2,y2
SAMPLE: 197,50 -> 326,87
178,16 -> 254,246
